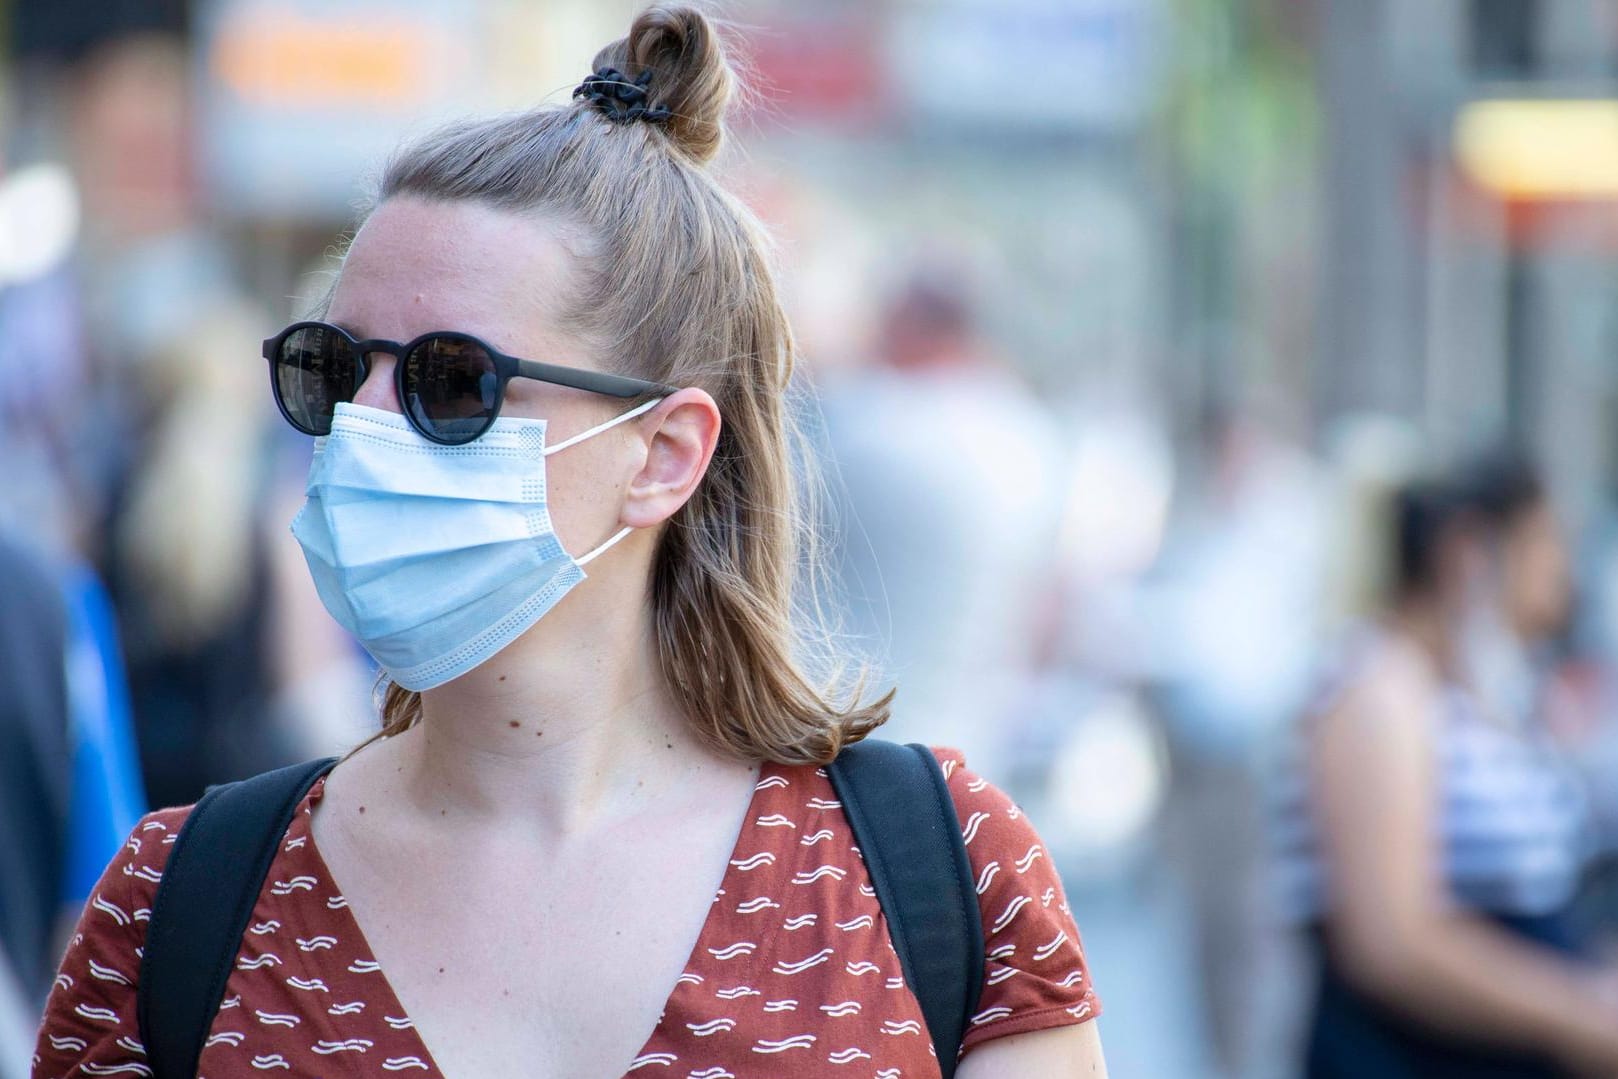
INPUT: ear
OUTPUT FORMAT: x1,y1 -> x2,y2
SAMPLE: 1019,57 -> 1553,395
621,388 -> 722,529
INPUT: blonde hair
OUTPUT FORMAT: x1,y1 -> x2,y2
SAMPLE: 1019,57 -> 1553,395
355,4 -> 889,764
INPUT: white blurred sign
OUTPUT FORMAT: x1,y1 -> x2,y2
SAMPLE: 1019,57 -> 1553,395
889,0 -> 1163,133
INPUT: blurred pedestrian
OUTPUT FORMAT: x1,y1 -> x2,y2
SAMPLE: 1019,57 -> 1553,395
34,7 -> 1107,1077
1274,457 -> 1614,1077
54,34 -> 307,804
819,265 -> 1068,782
1145,400 -> 1327,1078
0,534 -> 70,1078
0,531 -> 142,1077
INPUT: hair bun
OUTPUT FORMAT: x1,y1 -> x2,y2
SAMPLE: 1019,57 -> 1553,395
590,4 -> 733,165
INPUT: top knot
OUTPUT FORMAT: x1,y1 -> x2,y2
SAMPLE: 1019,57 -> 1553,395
573,66 -> 673,126
587,5 -> 733,165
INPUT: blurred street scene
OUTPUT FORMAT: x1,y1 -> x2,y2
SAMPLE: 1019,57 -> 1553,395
9,0 -> 1618,1075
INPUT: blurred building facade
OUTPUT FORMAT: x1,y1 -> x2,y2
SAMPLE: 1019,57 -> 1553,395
10,2 -> 1618,491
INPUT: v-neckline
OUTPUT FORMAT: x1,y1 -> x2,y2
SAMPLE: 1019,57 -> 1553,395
296,762 -> 771,1078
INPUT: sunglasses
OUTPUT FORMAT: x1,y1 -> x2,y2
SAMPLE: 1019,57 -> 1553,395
263,321 -> 676,445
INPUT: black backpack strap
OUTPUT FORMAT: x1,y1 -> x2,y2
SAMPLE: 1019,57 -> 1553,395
826,740 -> 985,1077
137,757 -> 339,1079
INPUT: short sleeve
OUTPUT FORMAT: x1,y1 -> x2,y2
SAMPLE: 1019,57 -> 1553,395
32,805 -> 188,1079
932,747 -> 1101,1055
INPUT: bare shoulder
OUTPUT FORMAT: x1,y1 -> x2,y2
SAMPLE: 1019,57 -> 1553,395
1317,635 -> 1440,754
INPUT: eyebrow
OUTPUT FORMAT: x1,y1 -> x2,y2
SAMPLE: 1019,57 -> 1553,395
325,323 -> 508,351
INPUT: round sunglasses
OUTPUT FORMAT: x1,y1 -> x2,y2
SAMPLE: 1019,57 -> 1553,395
263,321 -> 676,445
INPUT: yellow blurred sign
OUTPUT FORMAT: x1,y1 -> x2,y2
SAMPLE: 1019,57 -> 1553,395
211,9 -> 440,108
1455,99 -> 1618,200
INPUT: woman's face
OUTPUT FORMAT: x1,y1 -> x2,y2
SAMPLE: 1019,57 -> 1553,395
1499,500 -> 1572,641
327,196 -> 633,558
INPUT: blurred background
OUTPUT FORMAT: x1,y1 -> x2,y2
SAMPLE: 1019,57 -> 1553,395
8,0 -> 1618,1075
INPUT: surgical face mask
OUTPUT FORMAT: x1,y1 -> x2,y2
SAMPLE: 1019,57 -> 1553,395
290,399 -> 658,690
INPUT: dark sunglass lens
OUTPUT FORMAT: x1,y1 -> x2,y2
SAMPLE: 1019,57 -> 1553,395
404,337 -> 499,443
275,326 -> 359,435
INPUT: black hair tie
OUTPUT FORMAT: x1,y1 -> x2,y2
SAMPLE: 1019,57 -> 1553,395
573,66 -> 672,126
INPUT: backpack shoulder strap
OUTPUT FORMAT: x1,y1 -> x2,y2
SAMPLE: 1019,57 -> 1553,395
137,757 -> 339,1079
826,740 -> 985,1078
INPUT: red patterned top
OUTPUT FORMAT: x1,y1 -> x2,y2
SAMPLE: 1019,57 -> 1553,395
35,748 -> 1099,1077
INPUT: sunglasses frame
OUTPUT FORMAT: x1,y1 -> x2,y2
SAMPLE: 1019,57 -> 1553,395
263,320 -> 678,445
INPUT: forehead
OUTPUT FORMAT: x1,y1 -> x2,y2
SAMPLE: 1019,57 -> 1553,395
329,196 -> 582,351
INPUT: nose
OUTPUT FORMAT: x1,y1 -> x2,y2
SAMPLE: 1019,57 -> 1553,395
352,351 -> 402,413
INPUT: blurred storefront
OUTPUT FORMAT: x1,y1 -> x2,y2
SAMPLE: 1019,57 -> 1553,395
1321,0 -> 1618,509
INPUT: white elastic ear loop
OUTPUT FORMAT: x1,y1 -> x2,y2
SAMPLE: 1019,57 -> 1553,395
550,396 -> 663,566
544,397 -> 663,456
576,526 -> 634,567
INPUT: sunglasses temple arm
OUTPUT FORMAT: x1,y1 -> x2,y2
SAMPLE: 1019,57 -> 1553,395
513,359 -> 674,399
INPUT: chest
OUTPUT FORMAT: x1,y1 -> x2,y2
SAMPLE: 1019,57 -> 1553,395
323,818 -> 740,1078
201,768 -> 942,1079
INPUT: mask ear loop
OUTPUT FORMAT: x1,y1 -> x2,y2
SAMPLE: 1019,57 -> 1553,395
546,395 -> 665,567
576,527 -> 633,566
544,397 -> 663,456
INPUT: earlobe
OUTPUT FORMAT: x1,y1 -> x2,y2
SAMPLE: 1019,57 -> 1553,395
623,389 -> 721,529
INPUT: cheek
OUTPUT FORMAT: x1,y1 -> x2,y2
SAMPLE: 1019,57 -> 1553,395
1507,543 -> 1569,626
540,435 -> 628,554
1520,532 -> 1567,589
1537,547 -> 1572,613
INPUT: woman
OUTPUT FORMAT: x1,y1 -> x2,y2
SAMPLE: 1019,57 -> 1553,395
1278,460 -> 1617,1077
34,7 -> 1105,1077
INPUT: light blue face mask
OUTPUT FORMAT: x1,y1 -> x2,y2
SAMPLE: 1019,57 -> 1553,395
290,399 -> 659,691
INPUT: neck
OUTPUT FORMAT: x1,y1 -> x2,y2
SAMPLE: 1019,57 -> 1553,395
378,540 -> 745,836
1388,596 -> 1455,677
